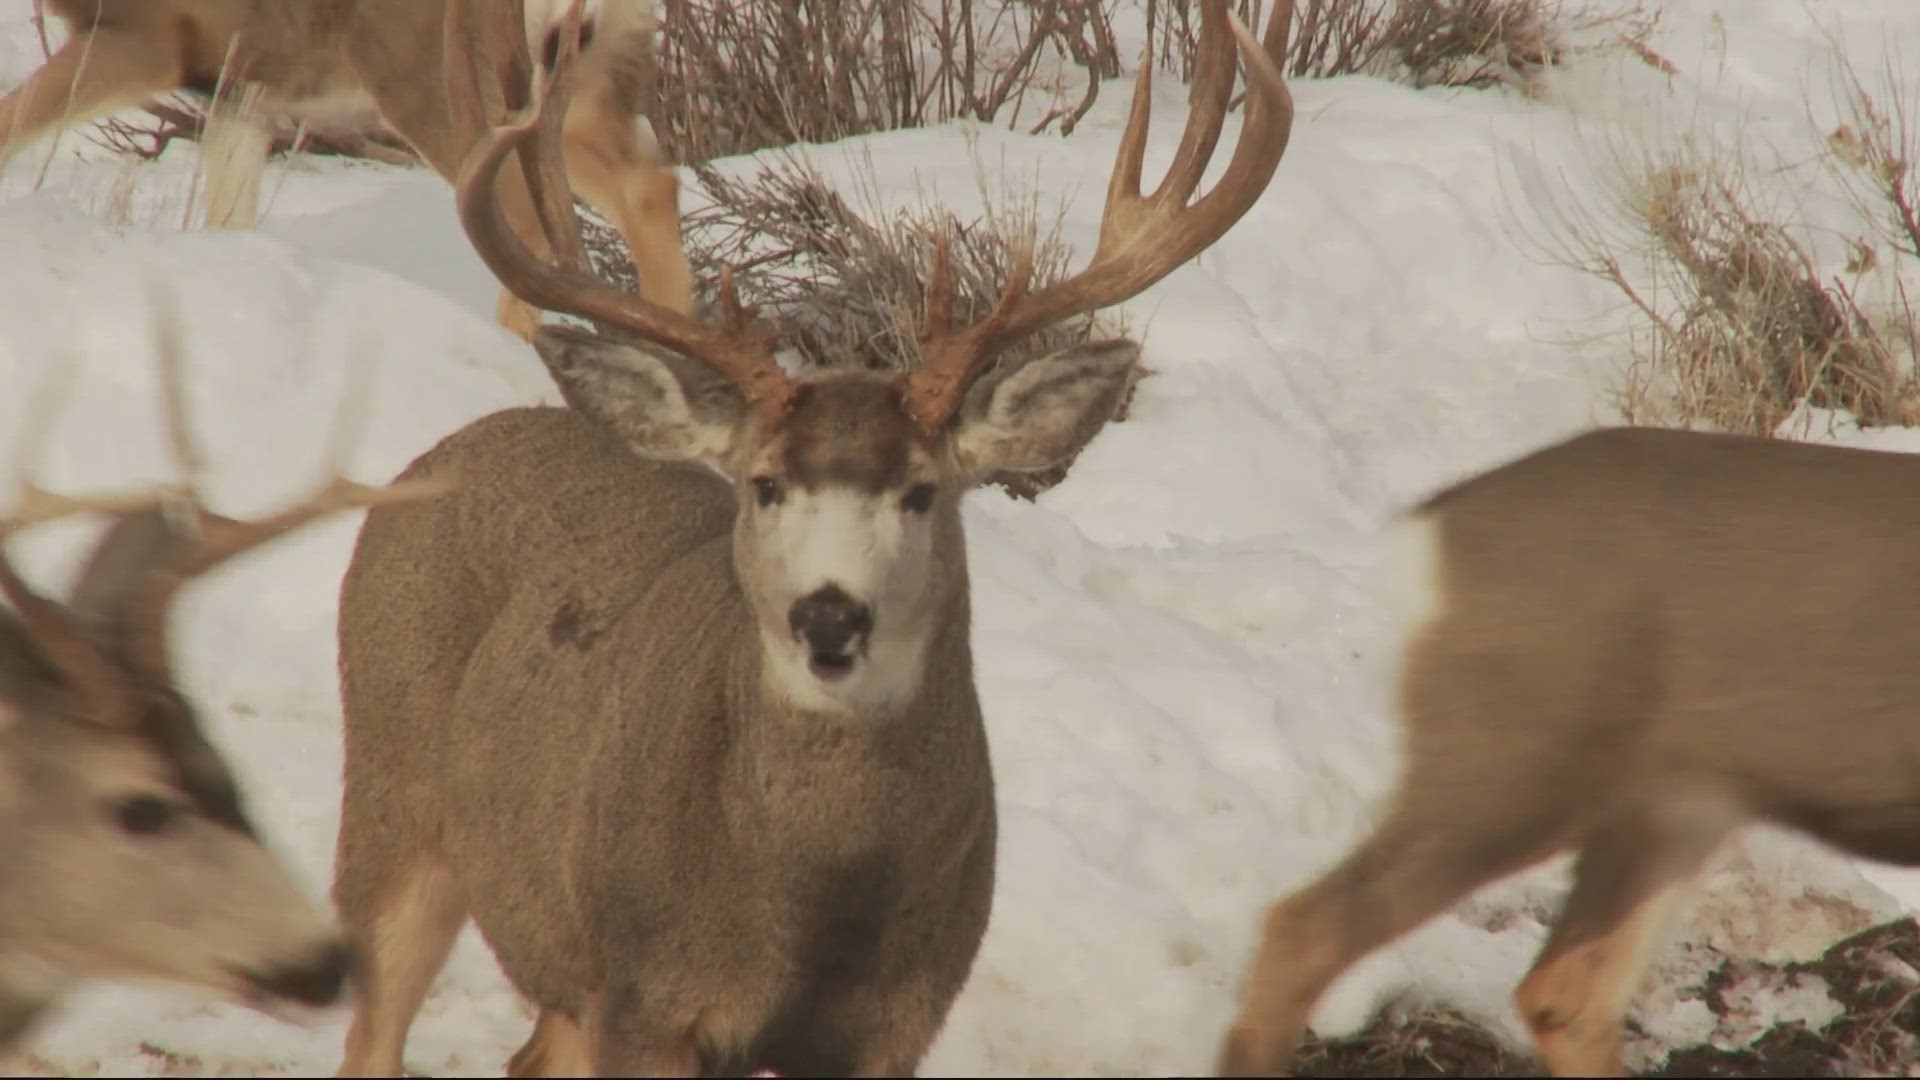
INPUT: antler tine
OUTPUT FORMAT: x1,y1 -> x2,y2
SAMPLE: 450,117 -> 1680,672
442,0 -> 505,164
451,34 -> 797,421
898,0 -> 1296,435
1,342 -> 176,541
921,219 -> 959,336
149,280 -> 208,521
900,222 -> 1037,434
1059,0 -> 1294,317
0,352 -> 157,718
118,304 -> 454,679
160,330 -> 454,586
525,0 -> 593,274
1150,0 -> 1241,210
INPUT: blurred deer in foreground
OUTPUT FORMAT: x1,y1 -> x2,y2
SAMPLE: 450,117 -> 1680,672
1,0 -> 692,338
328,0 -> 1296,1074
0,282 -> 445,1052
1215,424 -> 1920,1077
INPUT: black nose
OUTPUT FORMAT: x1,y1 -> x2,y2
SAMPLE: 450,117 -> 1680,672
789,585 -> 874,657
248,941 -> 356,1008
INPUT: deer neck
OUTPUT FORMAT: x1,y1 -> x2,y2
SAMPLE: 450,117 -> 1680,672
711,620 -> 982,860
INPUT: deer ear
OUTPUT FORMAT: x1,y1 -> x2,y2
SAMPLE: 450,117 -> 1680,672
533,326 -> 745,468
952,339 -> 1141,478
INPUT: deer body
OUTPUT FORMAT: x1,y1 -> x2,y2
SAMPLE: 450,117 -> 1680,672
337,402 -> 995,1076
335,1 -> 1294,1073
1411,427 -> 1920,845
1218,425 -> 1920,1078
39,1 -> 375,110
7,0 -> 693,335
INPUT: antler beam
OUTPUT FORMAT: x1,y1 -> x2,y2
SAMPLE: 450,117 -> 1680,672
898,0 -> 1297,435
450,13 -> 797,423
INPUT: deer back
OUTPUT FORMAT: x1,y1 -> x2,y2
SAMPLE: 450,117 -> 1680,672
1406,426 -> 1920,848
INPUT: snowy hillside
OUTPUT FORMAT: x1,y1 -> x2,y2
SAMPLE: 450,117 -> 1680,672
3,0 -> 1920,1075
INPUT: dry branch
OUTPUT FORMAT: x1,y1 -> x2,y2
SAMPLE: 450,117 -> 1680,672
85,97 -> 420,166
652,0 -> 1123,165
1150,0 -> 1664,92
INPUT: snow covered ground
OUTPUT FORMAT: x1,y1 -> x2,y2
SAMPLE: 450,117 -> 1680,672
3,0 -> 1920,1075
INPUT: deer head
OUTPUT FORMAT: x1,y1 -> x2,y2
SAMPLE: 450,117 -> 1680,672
0,283 -> 443,1033
452,0 -> 1296,713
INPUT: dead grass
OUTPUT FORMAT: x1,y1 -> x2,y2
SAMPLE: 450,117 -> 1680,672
1535,45 -> 1920,436
1291,1003 -> 1538,1076
1150,0 -> 1664,93
580,148 -> 1141,499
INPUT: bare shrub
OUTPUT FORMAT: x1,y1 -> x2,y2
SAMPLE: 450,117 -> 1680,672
654,0 -> 1126,164
85,96 -> 420,167
580,150 -> 1143,499
1384,0 -> 1560,89
1532,51 -> 1920,436
1624,160 -> 1909,432
1150,0 -> 1388,81
1149,0 -> 1663,91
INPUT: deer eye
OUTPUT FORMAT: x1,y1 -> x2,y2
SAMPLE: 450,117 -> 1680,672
113,794 -> 180,837
750,476 -> 785,508
901,484 -> 938,514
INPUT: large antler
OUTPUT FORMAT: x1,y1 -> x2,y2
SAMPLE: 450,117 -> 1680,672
0,357 -> 167,723
449,1 -> 797,422
121,285 -> 452,676
0,280 -> 450,695
900,0 -> 1297,435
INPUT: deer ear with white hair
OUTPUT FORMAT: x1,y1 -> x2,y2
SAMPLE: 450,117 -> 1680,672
532,325 -> 744,469
951,339 -> 1141,478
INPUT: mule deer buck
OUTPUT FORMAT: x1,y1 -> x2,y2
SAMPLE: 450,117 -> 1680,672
328,1 -> 1295,1074
0,283 -> 445,1051
0,0 -> 693,338
1212,423 -> 1920,1077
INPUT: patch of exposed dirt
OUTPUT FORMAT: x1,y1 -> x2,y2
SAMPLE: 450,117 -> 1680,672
1292,1005 -> 1537,1077
1288,918 -> 1920,1077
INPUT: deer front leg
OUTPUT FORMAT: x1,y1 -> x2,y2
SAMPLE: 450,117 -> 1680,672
0,32 -> 186,168
1217,799 -> 1565,1077
1514,794 -> 1736,1077
508,1007 -> 598,1078
334,858 -> 469,1078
